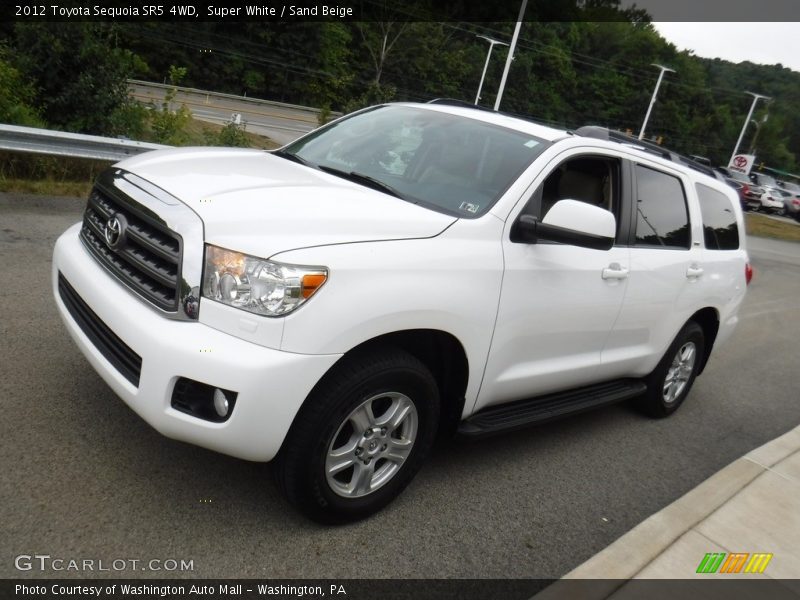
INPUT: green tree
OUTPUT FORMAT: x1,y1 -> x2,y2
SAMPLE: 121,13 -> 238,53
305,23 -> 353,112
0,48 -> 43,126
11,23 -> 142,135
204,121 -> 249,147
150,66 -> 191,145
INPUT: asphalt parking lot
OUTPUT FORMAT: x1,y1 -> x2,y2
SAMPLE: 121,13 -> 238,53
2,193 -> 800,580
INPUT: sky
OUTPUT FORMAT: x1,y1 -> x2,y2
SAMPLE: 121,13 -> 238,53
651,23 -> 800,74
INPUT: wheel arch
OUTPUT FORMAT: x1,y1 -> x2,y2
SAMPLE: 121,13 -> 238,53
285,329 -> 469,451
688,307 -> 720,375
349,329 -> 469,437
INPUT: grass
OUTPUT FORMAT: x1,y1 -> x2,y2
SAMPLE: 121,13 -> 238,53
0,178 -> 95,198
0,118 -> 278,198
745,212 -> 800,243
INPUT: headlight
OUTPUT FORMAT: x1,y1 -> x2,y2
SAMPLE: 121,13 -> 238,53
202,245 -> 327,317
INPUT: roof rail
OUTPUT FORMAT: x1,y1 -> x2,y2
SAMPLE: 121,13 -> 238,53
574,126 -> 721,180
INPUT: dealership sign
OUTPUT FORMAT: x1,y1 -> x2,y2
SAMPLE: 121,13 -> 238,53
728,154 -> 756,175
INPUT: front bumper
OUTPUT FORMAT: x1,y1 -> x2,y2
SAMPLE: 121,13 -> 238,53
52,223 -> 342,461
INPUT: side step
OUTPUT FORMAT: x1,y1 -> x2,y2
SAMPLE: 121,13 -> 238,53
458,379 -> 647,438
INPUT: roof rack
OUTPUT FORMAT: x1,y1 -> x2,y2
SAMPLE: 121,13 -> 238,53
575,126 -> 721,180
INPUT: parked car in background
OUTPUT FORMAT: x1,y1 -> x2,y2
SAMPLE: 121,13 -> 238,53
722,171 -> 764,211
750,172 -> 780,191
759,189 -> 788,215
723,178 -> 747,206
783,194 -> 800,221
778,180 -> 800,194
776,181 -> 800,221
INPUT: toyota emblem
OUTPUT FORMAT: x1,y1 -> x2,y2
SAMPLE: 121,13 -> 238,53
104,215 -> 125,249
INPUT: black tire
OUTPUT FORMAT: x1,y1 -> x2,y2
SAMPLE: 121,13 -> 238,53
274,347 -> 439,524
640,321 -> 705,418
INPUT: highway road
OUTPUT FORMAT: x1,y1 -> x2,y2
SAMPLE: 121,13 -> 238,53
2,193 -> 800,579
129,82 -> 320,145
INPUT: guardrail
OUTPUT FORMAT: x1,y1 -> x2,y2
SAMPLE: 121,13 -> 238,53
0,123 -> 170,162
128,79 -> 340,119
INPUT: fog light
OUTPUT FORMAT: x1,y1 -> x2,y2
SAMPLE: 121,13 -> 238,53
171,377 -> 237,422
213,388 -> 230,417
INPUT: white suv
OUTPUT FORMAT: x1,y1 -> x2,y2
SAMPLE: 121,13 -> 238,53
53,102 -> 751,522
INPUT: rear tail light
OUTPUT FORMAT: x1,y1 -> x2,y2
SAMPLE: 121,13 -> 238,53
745,263 -> 753,285
792,199 -> 800,208
742,183 -> 750,194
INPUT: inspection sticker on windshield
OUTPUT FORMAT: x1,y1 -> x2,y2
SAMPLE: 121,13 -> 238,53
524,140 -> 540,148
459,202 -> 480,214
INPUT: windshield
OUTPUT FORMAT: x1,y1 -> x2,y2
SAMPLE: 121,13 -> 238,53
282,105 -> 550,217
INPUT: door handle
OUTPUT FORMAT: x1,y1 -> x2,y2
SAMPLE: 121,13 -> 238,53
602,263 -> 629,280
686,264 -> 704,279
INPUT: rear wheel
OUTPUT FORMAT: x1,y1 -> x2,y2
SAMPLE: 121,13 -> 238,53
640,321 -> 705,418
274,348 -> 439,524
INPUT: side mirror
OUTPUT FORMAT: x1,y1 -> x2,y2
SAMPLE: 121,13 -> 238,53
512,199 -> 616,250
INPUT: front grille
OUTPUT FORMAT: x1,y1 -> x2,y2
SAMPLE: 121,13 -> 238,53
58,273 -> 142,387
80,186 -> 183,312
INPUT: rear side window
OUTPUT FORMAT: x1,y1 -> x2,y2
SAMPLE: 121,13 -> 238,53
634,165 -> 690,249
696,183 -> 740,250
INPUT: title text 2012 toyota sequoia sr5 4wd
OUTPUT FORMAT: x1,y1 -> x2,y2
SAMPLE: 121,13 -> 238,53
53,102 -> 751,523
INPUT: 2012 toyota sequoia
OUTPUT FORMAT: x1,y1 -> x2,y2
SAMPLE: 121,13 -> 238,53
53,102 -> 751,522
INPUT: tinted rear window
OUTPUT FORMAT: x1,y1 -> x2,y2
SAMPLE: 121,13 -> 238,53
696,183 -> 740,250
634,165 -> 690,249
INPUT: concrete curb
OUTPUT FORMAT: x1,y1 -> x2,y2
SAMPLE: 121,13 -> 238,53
535,424 -> 800,599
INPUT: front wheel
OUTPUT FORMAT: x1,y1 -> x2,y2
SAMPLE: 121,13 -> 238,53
274,348 -> 439,524
640,321 -> 705,418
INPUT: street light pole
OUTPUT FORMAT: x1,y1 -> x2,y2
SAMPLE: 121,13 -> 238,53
731,92 -> 771,163
748,112 -> 769,155
638,64 -> 675,140
494,0 -> 528,111
474,36 -> 509,105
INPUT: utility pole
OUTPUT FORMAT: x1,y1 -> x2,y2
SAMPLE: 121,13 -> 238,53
475,36 -> 509,105
494,0 -> 528,111
639,64 -> 675,140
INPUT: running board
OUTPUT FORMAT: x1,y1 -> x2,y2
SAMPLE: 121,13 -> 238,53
458,379 -> 647,438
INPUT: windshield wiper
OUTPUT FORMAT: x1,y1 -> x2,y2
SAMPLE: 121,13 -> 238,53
317,165 -> 406,200
272,149 -> 314,168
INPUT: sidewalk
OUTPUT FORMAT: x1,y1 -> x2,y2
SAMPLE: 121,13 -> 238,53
538,424 -> 800,598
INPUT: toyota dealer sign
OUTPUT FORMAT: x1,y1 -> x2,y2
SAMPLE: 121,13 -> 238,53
728,153 -> 756,175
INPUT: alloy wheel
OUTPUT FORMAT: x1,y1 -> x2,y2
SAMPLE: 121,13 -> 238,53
663,342 -> 697,403
325,392 -> 418,498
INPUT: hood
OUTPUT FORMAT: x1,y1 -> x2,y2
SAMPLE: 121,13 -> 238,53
116,147 -> 456,258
